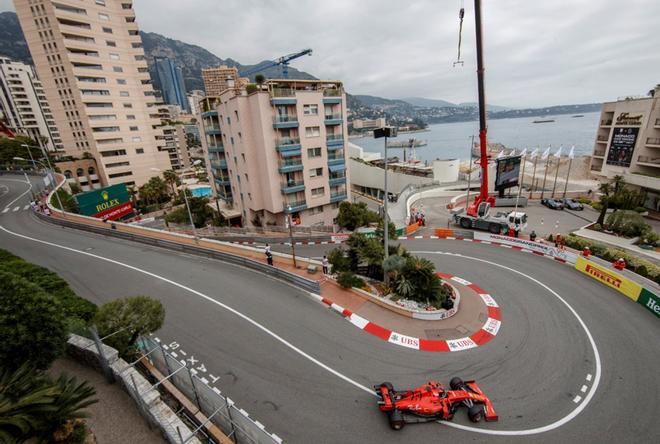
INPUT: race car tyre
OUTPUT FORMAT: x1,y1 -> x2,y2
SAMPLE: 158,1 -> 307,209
449,377 -> 464,390
460,218 -> 471,229
489,223 -> 501,234
389,409 -> 405,430
468,404 -> 484,423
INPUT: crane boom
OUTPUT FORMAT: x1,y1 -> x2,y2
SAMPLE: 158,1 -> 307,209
240,49 -> 313,79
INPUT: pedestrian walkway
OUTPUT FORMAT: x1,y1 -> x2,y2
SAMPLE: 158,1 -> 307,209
574,228 -> 660,265
48,357 -> 165,444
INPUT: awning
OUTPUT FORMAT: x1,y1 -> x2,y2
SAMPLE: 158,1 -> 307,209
328,164 -> 346,172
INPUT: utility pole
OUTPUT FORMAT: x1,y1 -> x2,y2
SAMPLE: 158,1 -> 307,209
540,147 -> 552,200
287,208 -> 297,268
562,146 -> 575,198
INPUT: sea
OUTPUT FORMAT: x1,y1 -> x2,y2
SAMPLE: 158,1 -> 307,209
350,111 -> 600,161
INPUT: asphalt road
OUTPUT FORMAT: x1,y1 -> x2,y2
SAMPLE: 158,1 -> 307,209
1,175 -> 659,443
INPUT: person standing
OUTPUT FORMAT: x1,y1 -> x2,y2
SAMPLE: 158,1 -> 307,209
266,251 -> 273,266
529,230 -> 537,242
264,243 -> 271,254
322,255 -> 329,274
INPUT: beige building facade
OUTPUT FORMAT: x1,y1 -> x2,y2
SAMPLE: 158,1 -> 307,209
14,0 -> 171,187
199,79 -> 349,227
202,65 -> 241,97
590,85 -> 660,211
352,117 -> 386,129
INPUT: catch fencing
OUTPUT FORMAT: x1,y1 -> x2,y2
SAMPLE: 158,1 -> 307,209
136,336 -> 282,444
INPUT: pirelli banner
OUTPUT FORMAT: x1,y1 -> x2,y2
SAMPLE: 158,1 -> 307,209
575,256 -> 660,319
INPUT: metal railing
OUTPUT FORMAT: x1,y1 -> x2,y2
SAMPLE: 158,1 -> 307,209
276,137 -> 300,147
271,88 -> 295,98
323,89 -> 341,97
273,115 -> 298,123
279,158 -> 303,168
324,113 -> 342,120
326,134 -> 343,142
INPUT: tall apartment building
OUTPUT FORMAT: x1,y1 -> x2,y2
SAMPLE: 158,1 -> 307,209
199,79 -> 349,227
14,0 -> 171,187
202,65 -> 247,97
153,104 -> 191,170
154,56 -> 188,112
187,89 -> 204,115
0,56 -> 62,151
589,85 -> 660,211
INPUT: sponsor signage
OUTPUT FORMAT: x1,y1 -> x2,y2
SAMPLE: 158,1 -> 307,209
482,318 -> 501,336
388,332 -> 420,350
606,127 -> 639,167
74,184 -> 133,220
575,256 -> 642,301
447,337 -> 477,352
495,156 -> 521,191
331,233 -> 350,243
615,112 -> 643,126
638,288 -> 660,319
473,232 -> 578,264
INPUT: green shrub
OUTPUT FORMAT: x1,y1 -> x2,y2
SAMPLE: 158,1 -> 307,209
246,83 -> 258,94
592,223 -> 602,231
636,265 -> 648,278
577,197 -> 592,204
337,271 -> 364,289
327,247 -> 351,273
591,201 -> 603,211
634,206 -> 648,213
606,210 -> 649,237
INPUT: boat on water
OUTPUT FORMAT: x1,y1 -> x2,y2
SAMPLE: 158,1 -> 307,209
572,114 -> 584,118
533,119 -> 555,123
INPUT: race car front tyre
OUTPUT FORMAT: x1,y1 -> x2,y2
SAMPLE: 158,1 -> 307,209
389,409 -> 405,430
449,377 -> 464,390
468,404 -> 484,423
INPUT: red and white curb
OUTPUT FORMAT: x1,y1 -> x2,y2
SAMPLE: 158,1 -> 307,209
398,235 -> 572,266
311,273 -> 501,353
230,240 -> 343,246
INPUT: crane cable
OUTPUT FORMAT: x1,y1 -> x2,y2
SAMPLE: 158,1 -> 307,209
453,0 -> 465,67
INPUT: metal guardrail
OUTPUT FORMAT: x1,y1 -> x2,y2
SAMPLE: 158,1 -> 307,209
35,212 -> 321,295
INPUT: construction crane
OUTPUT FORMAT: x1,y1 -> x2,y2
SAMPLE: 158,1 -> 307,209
239,49 -> 313,79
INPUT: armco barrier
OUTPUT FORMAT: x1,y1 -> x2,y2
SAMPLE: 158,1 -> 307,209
575,256 -> 660,319
35,211 -> 321,295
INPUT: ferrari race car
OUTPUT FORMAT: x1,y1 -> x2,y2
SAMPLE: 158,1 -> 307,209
375,378 -> 498,430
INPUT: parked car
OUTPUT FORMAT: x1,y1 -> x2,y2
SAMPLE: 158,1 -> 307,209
563,198 -> 584,210
541,198 -> 565,210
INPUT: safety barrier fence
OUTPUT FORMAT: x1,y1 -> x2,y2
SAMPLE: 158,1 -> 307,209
34,211 -> 321,295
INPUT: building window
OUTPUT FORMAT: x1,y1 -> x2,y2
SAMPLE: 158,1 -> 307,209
310,167 -> 323,177
119,91 -> 129,97
227,116 -> 231,124
129,126 -> 138,131
117,79 -> 126,84
112,66 -> 123,72
76,168 -> 84,177
244,174 -> 249,181
98,13 -> 110,21
230,137 -> 234,145
109,53 -> 120,60
307,147 -> 321,158
123,103 -> 132,108
241,153 -> 246,162
305,126 -> 320,137
106,40 -> 116,47
126,114 -> 135,120
234,110 -> 239,121
88,167 -> 96,175
102,27 -> 113,34
311,187 -> 325,197
303,104 -> 318,115
132,136 -> 141,142
96,0 -> 106,5
135,148 -> 144,154
108,171 -> 133,179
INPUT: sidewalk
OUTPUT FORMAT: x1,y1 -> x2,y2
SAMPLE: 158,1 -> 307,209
574,228 -> 660,265
48,357 -> 165,444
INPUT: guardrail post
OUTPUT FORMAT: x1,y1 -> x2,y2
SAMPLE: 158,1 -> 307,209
89,325 -> 115,383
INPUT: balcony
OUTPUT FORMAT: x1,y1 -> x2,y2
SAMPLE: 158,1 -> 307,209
281,181 -> 305,194
271,88 -> 296,105
600,119 -> 612,127
284,200 -> 307,213
211,159 -> 227,170
326,134 -> 344,147
596,135 -> 609,144
276,137 -> 302,153
592,150 -> 606,158
646,137 -> 660,147
323,89 -> 342,104
279,158 -> 304,173
324,113 -> 342,125
637,156 -> 660,167
330,191 -> 348,203
273,115 -> 299,129
214,177 -> 231,187
208,144 -> 224,153
327,153 -> 345,165
655,118 -> 660,128
205,125 -> 221,135
329,174 -> 346,186
201,110 -> 217,118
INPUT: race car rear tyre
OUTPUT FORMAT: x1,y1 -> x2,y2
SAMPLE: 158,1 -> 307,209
449,377 -> 464,390
389,409 -> 405,430
468,405 -> 484,423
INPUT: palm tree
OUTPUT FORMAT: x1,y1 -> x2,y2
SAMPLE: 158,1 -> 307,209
45,375 -> 97,441
162,170 -> 178,197
595,182 -> 611,226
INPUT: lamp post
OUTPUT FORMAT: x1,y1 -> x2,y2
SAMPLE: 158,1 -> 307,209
287,205 -> 297,268
20,143 -> 35,166
373,126 -> 397,266
13,156 -> 65,216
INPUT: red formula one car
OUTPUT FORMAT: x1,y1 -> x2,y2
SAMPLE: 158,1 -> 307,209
375,378 -> 498,430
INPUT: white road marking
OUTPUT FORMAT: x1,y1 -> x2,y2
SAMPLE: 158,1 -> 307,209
0,225 -> 375,396
209,374 -> 220,384
23,204 -> 30,210
13,206 -> 20,212
0,178 -> 33,208
586,374 -> 592,381
580,385 -> 588,393
411,250 -> 602,436
171,351 -> 178,358
573,395 -> 582,403
1,208 -> 8,214
179,350 -> 187,356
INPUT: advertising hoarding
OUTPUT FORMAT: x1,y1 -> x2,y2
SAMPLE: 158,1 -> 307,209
575,256 -> 642,301
495,156 -> 521,191
74,183 -> 133,220
606,127 -> 639,167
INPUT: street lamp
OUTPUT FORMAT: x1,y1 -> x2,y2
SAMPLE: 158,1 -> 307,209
286,205 -> 297,268
13,156 -> 65,216
20,143 -> 35,165
151,166 -> 198,240
373,126 -> 398,269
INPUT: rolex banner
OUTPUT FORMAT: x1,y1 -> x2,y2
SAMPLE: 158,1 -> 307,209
74,184 -> 133,221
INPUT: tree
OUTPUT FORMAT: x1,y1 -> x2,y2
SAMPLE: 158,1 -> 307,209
383,255 -> 406,282
138,176 -> 169,206
376,219 -> 397,240
162,170 -> 179,197
327,247 -> 351,273
94,295 -> 165,358
398,256 -> 448,305
165,196 -> 214,228
0,271 -> 68,371
255,74 -> 266,85
50,188 -> 78,213
337,202 -> 380,231
595,182 -> 612,226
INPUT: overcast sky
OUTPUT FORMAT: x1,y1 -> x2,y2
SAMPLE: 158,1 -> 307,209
2,0 -> 658,108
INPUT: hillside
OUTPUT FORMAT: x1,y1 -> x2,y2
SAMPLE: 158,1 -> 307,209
0,12 -> 31,64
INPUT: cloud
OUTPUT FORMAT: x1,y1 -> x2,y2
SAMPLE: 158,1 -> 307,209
2,0 -> 658,107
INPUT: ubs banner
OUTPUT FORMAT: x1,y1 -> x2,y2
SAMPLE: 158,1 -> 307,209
606,127 -> 639,167
74,184 -> 133,220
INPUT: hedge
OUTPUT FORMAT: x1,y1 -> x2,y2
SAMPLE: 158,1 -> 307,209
0,249 -> 97,324
563,234 -> 660,284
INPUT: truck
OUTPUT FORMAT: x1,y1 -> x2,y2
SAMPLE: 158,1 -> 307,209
452,202 -> 527,234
